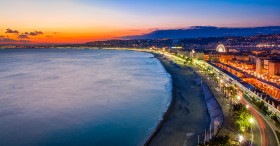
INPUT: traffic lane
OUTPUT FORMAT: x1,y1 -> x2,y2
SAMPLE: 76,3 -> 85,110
252,123 -> 262,146
263,118 -> 278,146
241,99 -> 278,146
240,99 -> 266,146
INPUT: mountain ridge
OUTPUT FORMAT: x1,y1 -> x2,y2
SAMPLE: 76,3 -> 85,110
122,26 -> 280,40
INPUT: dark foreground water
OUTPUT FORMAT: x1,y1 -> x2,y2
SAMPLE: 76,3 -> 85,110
0,49 -> 172,146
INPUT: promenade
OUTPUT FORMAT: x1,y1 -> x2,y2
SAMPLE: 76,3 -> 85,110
193,67 -> 236,136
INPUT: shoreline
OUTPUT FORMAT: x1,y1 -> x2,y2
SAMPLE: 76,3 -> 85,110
143,53 -> 176,146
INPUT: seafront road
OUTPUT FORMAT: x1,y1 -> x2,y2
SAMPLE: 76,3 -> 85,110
241,98 -> 279,146
194,65 -> 279,146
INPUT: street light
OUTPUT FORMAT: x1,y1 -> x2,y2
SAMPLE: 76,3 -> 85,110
246,104 -> 250,109
249,117 -> 254,124
249,117 -> 254,144
239,135 -> 244,143
237,96 -> 241,100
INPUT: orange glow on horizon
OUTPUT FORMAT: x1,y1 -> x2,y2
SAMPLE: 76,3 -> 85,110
0,29 -> 151,44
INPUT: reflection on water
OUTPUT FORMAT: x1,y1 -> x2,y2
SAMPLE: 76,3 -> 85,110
0,49 -> 171,146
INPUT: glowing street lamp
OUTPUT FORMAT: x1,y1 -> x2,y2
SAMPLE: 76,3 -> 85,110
249,117 -> 254,124
239,135 -> 244,143
249,117 -> 254,143
237,96 -> 241,100
246,105 -> 250,109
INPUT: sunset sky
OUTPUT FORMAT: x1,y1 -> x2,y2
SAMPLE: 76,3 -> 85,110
1,0 -> 280,44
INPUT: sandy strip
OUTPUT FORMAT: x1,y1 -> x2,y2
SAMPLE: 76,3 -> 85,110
145,54 -> 210,146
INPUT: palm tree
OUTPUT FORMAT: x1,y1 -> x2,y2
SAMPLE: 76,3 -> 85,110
230,103 -> 251,132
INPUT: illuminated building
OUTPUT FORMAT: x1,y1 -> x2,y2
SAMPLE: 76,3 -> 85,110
235,55 -> 250,62
220,54 -> 234,62
209,53 -> 220,62
256,58 -> 264,74
195,52 -> 204,60
268,61 -> 280,78
203,54 -> 210,61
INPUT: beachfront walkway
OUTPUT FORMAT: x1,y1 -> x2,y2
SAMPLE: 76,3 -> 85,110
192,66 -> 236,137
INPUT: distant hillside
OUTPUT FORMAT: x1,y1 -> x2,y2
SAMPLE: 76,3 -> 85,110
123,26 -> 280,39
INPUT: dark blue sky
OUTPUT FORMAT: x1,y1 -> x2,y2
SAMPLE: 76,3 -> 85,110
1,0 -> 280,43
79,0 -> 280,27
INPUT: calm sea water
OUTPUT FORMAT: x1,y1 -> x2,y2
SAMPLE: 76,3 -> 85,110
0,49 -> 172,146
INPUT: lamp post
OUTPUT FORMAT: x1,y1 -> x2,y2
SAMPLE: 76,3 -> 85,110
249,117 -> 254,145
239,135 -> 244,143
237,95 -> 241,102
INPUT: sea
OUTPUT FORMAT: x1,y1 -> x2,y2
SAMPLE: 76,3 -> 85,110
0,49 -> 172,146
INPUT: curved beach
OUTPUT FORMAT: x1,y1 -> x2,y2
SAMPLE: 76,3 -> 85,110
145,53 -> 210,146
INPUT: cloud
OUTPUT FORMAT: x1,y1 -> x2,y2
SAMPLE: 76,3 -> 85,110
29,31 -> 43,36
5,28 -> 19,34
14,30 -> 44,40
1,28 -> 44,44
18,34 -> 30,39
20,31 -> 44,37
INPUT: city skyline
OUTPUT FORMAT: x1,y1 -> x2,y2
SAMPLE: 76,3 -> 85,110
1,0 -> 280,44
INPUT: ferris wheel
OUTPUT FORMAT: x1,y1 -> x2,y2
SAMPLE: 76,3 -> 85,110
216,44 -> 226,52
